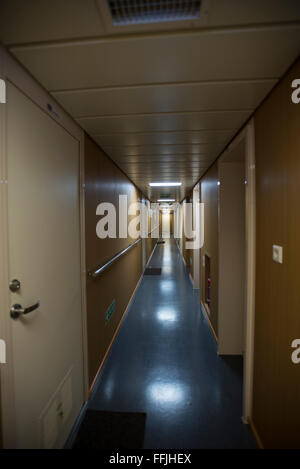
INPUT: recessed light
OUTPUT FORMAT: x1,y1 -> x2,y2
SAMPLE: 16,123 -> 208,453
157,199 -> 175,202
150,182 -> 182,187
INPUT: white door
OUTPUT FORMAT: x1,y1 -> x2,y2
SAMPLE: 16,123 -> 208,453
6,83 -> 84,448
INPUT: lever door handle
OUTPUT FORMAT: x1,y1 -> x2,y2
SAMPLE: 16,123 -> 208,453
10,301 -> 40,320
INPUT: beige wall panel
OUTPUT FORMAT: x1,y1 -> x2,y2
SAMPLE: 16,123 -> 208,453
252,59 -> 300,448
77,111 -> 252,135
200,162 -> 219,334
11,28 -> 299,90
52,80 -> 277,118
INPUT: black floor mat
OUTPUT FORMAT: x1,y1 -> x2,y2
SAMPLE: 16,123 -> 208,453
144,267 -> 162,275
72,410 -> 147,449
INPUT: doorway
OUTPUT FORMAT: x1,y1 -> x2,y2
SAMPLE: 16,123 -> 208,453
162,210 -> 171,238
0,79 -> 86,448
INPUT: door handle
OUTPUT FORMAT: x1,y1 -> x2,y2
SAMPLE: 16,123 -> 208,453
10,301 -> 40,320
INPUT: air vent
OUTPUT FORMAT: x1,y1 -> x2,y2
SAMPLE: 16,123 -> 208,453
107,0 -> 202,26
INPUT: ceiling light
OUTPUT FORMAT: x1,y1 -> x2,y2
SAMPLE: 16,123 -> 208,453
157,199 -> 175,202
149,182 -> 182,187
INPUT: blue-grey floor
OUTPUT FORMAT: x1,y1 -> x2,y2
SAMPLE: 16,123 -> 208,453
89,238 -> 256,449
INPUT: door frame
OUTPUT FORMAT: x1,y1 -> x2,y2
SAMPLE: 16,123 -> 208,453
243,119 -> 256,423
0,46 -> 89,448
192,183 -> 201,290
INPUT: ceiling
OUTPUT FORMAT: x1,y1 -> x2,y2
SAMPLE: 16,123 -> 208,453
0,0 -> 299,201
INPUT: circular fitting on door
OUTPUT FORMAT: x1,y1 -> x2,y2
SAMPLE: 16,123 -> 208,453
9,279 -> 21,293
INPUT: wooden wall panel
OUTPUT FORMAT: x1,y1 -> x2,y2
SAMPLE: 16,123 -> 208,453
146,236 -> 157,263
85,135 -> 145,386
200,161 -> 219,335
252,58 -> 300,448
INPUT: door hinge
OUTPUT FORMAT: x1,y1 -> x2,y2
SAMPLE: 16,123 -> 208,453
0,79 -> 6,104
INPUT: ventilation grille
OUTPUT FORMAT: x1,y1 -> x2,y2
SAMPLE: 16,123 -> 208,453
107,0 -> 202,26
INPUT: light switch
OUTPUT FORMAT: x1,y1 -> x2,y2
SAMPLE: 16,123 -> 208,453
0,79 -> 6,103
272,245 -> 283,264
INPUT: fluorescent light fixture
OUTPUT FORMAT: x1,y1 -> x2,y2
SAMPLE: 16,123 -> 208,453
157,199 -> 175,202
149,182 -> 182,187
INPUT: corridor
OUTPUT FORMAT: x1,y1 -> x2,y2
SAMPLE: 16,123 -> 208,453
0,1 -> 299,451
88,239 -> 255,449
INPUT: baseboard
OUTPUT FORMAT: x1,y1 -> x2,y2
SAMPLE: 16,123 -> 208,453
88,241 -> 158,397
247,416 -> 264,449
200,301 -> 218,345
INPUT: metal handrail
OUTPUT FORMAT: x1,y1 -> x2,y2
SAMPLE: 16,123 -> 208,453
88,225 -> 160,279
88,238 -> 142,279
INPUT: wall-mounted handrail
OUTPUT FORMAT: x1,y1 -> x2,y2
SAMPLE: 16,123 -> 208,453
88,238 -> 142,279
148,225 -> 160,236
88,225 -> 160,279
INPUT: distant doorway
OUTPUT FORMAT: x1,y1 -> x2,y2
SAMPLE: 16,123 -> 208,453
162,211 -> 171,238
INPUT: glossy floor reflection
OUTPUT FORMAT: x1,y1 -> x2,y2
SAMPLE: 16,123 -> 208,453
89,238 -> 256,449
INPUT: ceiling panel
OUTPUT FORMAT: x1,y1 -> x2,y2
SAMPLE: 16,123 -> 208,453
0,1 -> 299,201
208,0 -> 300,26
113,155 -> 216,162
99,143 -> 224,157
119,162 -> 209,168
52,80 -> 277,118
1,0 -> 299,45
93,130 -> 234,147
10,26 -> 300,90
0,0 -> 104,44
77,110 -> 252,134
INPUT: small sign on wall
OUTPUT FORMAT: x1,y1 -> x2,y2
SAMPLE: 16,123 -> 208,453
0,79 -> 6,103
105,300 -> 116,325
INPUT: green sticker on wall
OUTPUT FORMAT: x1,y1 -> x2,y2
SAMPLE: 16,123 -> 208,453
105,299 -> 116,325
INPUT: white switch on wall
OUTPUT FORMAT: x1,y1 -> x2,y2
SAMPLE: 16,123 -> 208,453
272,245 -> 283,264
0,79 -> 6,103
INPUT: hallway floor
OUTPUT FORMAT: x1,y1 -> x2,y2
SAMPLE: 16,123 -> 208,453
89,239 -> 256,449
